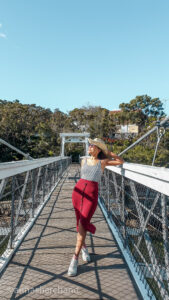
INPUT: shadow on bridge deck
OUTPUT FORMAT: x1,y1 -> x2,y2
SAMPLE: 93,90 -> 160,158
0,165 -> 142,300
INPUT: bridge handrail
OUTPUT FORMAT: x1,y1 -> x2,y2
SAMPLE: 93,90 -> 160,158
106,162 -> 169,196
0,156 -> 69,180
100,163 -> 169,299
0,156 -> 71,273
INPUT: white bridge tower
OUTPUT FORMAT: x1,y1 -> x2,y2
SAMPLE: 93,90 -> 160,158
60,132 -> 90,157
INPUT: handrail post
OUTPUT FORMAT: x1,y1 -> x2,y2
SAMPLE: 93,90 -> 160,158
60,159 -> 63,175
10,176 -> 15,249
121,175 -> 126,247
49,165 -> 52,191
161,193 -> 169,288
54,162 -> 56,185
107,170 -> 110,217
31,169 -> 35,218
42,166 -> 46,201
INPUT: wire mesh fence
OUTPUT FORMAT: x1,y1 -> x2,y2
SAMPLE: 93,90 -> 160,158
99,167 -> 169,300
0,157 -> 71,254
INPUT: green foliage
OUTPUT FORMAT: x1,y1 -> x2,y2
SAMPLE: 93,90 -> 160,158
0,100 -> 63,161
120,95 -> 165,117
0,97 -> 168,167
119,95 -> 165,130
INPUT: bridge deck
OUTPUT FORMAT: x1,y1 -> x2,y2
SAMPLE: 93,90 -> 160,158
0,165 -> 141,299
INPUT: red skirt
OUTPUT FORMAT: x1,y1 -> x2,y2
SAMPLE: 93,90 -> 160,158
72,178 -> 98,234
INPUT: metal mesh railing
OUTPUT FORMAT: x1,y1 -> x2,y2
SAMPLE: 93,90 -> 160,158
99,167 -> 169,300
0,157 -> 71,254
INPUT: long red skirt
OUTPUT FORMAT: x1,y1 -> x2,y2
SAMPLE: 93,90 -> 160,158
72,178 -> 98,234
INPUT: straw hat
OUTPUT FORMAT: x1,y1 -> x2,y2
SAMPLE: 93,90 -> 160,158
88,138 -> 108,155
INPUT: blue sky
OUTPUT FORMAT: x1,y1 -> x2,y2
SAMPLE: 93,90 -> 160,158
0,0 -> 169,115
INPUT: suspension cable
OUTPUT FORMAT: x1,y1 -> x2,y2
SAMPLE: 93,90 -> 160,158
0,138 -> 33,160
119,115 -> 169,157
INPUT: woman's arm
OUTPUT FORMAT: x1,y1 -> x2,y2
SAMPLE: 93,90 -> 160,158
103,151 -> 124,167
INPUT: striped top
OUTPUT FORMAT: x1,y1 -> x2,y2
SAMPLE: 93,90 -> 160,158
81,157 -> 102,183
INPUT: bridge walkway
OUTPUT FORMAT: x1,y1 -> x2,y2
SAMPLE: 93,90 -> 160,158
0,164 -> 141,299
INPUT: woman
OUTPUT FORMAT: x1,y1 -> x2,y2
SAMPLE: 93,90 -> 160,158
68,138 -> 124,276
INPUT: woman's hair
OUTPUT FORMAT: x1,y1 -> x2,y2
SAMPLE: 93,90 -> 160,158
97,150 -> 108,160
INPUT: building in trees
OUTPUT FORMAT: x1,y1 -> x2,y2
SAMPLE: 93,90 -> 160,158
109,110 -> 139,139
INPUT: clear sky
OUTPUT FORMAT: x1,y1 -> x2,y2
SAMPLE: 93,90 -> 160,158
0,0 -> 169,115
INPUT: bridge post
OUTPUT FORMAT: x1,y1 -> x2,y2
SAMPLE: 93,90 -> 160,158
107,170 -> 110,216
60,159 -> 63,175
85,136 -> 89,156
42,167 -> 45,202
10,176 -> 15,249
60,133 -> 90,158
31,169 -> 35,218
121,175 -> 126,246
161,193 -> 169,283
61,136 -> 65,157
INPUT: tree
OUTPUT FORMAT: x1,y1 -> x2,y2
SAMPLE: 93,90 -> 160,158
120,95 -> 165,118
0,98 -> 168,167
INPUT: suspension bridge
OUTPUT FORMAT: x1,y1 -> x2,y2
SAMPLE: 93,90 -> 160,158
0,117 -> 169,300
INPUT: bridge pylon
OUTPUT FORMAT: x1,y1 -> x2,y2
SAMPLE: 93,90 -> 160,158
60,132 -> 90,157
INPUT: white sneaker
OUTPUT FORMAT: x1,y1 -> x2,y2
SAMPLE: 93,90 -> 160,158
82,247 -> 91,262
67,257 -> 78,276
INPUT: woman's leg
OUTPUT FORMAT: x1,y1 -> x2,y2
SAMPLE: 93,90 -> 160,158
74,221 -> 86,257
82,241 -> 87,248
68,222 -> 85,276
